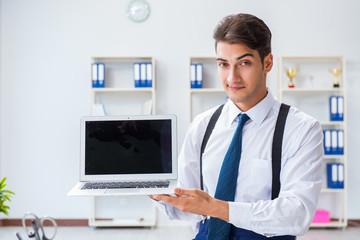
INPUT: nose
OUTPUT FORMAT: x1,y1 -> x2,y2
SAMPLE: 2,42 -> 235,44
227,66 -> 239,84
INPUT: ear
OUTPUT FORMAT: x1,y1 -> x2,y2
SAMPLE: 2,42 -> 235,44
263,53 -> 273,73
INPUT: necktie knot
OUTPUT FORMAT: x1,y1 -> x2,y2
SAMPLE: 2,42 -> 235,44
237,114 -> 249,127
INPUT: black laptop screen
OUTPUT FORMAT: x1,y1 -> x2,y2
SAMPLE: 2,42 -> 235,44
85,119 -> 172,175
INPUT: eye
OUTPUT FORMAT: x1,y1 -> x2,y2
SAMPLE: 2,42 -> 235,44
240,61 -> 250,66
218,62 -> 229,68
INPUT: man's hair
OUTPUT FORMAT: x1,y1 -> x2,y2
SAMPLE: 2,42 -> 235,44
213,13 -> 272,62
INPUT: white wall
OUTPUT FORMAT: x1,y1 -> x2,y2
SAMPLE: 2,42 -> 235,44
1,0 -> 360,223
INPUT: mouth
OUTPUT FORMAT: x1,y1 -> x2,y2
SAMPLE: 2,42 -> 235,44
228,85 -> 245,91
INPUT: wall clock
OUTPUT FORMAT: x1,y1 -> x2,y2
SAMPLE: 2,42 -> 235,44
127,0 -> 151,23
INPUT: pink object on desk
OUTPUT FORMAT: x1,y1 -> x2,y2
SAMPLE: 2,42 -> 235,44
312,210 -> 330,223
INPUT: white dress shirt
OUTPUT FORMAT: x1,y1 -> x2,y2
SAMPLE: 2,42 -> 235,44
154,91 -> 323,236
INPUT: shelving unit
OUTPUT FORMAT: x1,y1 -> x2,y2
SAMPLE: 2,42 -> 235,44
278,56 -> 347,228
88,56 -> 157,227
189,56 -> 227,121
90,56 -> 156,116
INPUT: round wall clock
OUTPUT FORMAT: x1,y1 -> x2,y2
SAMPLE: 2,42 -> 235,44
127,0 -> 151,23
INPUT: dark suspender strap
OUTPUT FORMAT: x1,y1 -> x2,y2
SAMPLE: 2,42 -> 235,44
271,103 -> 291,200
199,103 -> 291,198
199,104 -> 224,191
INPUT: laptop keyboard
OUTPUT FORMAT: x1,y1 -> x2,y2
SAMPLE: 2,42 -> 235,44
81,181 -> 170,190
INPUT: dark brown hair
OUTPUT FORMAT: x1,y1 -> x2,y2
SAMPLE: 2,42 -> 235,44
213,13 -> 272,62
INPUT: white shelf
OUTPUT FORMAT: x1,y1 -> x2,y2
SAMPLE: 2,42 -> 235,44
320,121 -> 344,126
278,55 -> 347,228
321,188 -> 345,193
190,88 -> 224,93
310,220 -> 347,228
280,88 -> 344,93
88,56 -> 157,227
323,155 -> 345,160
92,88 -> 154,93
189,56 -> 226,121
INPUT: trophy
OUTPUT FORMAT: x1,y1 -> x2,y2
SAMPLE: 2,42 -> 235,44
286,68 -> 298,88
330,68 -> 341,88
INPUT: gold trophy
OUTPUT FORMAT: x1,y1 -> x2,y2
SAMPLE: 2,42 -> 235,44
286,68 -> 298,88
330,68 -> 341,88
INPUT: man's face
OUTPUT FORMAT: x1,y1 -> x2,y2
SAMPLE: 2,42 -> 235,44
216,41 -> 273,111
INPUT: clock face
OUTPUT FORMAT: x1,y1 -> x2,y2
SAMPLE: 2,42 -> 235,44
127,0 -> 150,23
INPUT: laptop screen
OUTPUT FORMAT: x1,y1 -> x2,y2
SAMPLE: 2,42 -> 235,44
85,119 -> 172,175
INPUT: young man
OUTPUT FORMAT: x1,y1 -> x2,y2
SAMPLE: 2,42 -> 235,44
152,13 -> 323,240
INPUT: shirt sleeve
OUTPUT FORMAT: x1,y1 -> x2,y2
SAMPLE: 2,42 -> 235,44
228,120 -> 324,236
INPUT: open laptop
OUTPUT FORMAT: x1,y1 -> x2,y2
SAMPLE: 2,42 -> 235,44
68,115 -> 178,196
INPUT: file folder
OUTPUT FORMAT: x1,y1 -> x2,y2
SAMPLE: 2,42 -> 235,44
338,130 -> 344,155
327,163 -> 338,188
337,96 -> 344,121
134,63 -> 140,88
338,163 -> 344,188
323,130 -> 331,155
146,62 -> 152,87
329,96 -> 338,121
196,64 -> 203,88
97,63 -> 105,88
327,163 -> 344,189
331,130 -> 338,154
190,64 -> 196,88
140,63 -> 147,87
92,63 -> 98,88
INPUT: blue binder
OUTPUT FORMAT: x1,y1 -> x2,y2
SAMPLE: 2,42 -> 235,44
196,64 -> 203,88
190,63 -> 203,88
92,63 -> 105,88
327,163 -> 338,188
146,62 -> 152,87
337,96 -> 344,121
140,63 -> 147,87
97,63 -> 105,88
327,163 -> 344,189
323,130 -> 331,155
190,64 -> 196,88
92,63 -> 98,88
331,130 -> 338,154
337,130 -> 344,155
329,96 -> 338,121
134,63 -> 140,88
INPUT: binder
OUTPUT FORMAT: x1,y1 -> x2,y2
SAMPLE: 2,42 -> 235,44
92,63 -> 98,88
327,163 -> 338,188
329,96 -> 338,121
331,130 -> 338,154
97,63 -> 105,88
196,64 -> 203,88
337,96 -> 344,121
327,163 -> 345,189
338,130 -> 344,155
134,63 -> 140,88
140,63 -> 147,87
190,64 -> 196,88
323,130 -> 331,155
146,62 -> 152,87
338,163 -> 344,188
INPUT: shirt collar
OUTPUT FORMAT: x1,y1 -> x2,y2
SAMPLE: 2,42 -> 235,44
227,90 -> 276,126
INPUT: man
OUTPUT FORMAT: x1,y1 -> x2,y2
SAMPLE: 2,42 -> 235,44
152,13 -> 323,240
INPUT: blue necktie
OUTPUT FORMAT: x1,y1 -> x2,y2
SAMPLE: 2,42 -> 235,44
207,114 -> 250,240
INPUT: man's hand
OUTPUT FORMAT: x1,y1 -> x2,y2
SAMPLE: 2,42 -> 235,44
150,188 -> 229,222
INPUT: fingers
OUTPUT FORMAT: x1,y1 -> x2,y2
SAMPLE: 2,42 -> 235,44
174,188 -> 197,197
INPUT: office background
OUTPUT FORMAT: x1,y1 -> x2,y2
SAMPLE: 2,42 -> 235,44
0,0 -> 360,226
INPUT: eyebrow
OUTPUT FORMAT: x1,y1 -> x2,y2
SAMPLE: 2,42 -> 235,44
216,53 -> 254,62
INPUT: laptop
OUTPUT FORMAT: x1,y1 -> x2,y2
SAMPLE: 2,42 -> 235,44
68,115 -> 178,196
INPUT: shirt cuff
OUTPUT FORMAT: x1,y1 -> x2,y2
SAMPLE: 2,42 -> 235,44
228,201 -> 252,230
